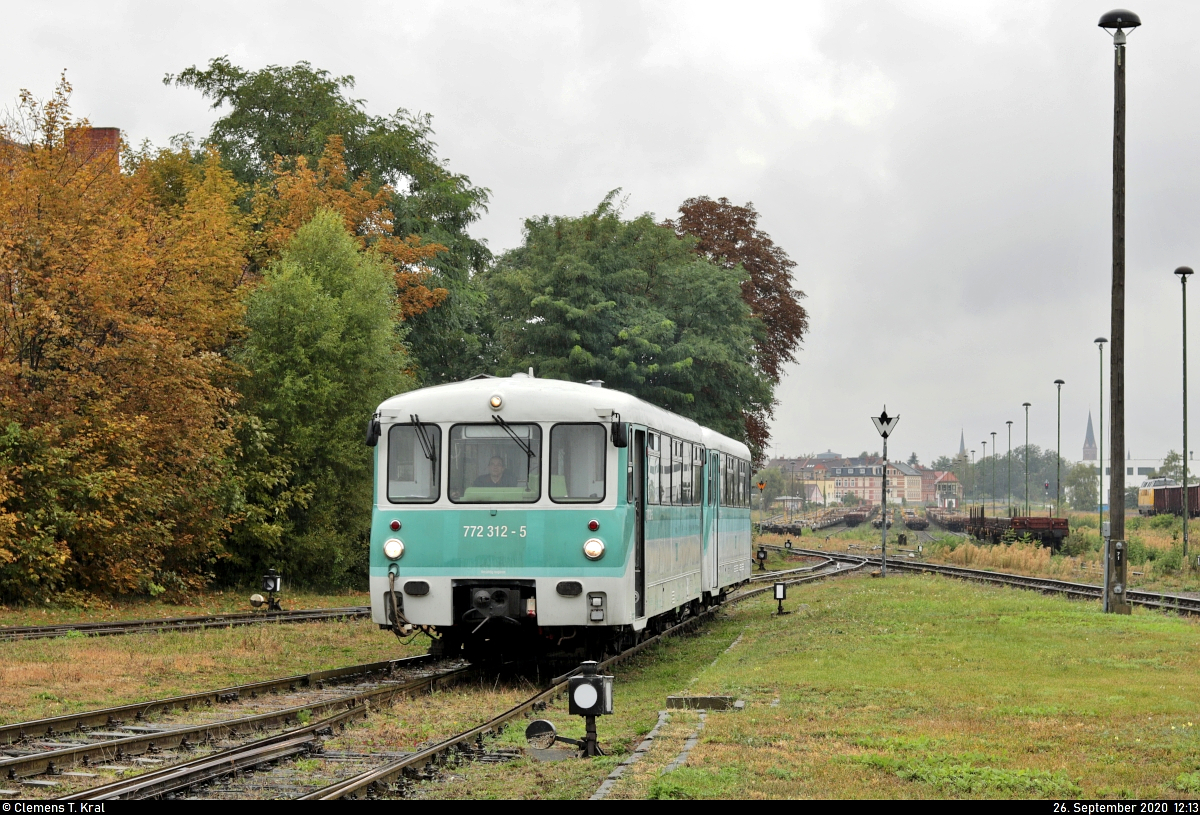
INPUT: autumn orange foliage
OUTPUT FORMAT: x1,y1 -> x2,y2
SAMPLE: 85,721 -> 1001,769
252,135 -> 447,319
0,77 -> 248,602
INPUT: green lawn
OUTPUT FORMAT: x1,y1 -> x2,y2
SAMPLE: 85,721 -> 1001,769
424,572 -> 1200,799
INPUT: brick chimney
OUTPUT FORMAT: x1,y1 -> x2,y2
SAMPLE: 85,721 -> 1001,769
67,127 -> 120,163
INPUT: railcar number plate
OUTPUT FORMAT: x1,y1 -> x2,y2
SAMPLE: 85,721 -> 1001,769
462,525 -> 527,538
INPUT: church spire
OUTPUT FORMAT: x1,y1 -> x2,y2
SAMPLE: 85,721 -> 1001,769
959,430 -> 966,458
1082,412 -> 1097,461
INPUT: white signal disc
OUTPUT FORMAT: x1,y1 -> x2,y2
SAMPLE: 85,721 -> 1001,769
573,684 -> 598,709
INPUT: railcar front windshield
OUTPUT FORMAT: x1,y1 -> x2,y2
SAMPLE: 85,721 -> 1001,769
449,424 -> 542,503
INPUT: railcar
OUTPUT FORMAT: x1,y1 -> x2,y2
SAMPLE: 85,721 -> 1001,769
1138,478 -> 1197,516
365,375 -> 753,658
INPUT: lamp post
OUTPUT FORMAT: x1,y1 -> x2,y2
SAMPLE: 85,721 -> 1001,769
1099,9 -> 1140,547
872,408 -> 899,578
1179,266 -> 1194,564
1055,380 -> 1065,518
1023,403 -> 1031,516
981,441 -> 987,514
1006,421 -> 1013,516
1097,337 -> 1107,533
991,431 -> 997,519
970,450 -> 976,506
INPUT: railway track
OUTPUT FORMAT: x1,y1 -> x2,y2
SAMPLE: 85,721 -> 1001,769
787,547 -> 1200,614
9,565 -> 855,800
1,655 -> 465,796
296,561 -> 864,801
0,607 -> 371,643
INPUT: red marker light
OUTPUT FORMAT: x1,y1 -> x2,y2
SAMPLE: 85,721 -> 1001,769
390,520 -> 401,531
588,520 -> 600,532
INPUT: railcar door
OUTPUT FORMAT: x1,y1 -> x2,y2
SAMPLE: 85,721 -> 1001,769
710,450 -> 721,583
633,429 -> 646,618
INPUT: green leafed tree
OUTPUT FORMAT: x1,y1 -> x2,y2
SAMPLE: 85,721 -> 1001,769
166,57 -> 491,382
752,467 -> 788,509
1153,450 -> 1197,485
480,193 -> 773,455
231,209 -> 413,586
1065,462 -> 1100,511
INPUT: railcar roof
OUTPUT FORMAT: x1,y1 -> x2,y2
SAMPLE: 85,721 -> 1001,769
376,375 -> 751,459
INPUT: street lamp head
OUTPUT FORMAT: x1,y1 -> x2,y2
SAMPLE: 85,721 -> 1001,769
1176,266 -> 1194,278
1095,337 -> 1108,346
1098,9 -> 1141,29
1006,420 -> 1013,426
1055,379 -> 1065,386
1023,402 -> 1031,408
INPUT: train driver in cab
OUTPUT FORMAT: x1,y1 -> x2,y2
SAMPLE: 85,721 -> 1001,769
475,455 -> 517,488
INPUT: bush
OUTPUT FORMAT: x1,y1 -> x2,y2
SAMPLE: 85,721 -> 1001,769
1150,514 -> 1180,531
1125,536 -> 1149,566
1060,530 -> 1100,558
1158,546 -> 1183,572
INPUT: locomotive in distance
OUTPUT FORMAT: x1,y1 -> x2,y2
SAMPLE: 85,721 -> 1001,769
1137,477 -> 1200,517
365,374 -> 754,658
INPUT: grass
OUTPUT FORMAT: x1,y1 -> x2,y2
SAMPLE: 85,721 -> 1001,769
758,510 -> 1200,594
0,618 -> 425,724
0,587 -> 372,628
412,572 -> 1200,799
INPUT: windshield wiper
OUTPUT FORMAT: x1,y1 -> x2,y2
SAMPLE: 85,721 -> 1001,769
410,414 -> 436,462
492,415 -> 535,460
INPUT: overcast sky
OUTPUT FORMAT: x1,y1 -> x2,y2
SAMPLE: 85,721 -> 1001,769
5,0 -> 1199,466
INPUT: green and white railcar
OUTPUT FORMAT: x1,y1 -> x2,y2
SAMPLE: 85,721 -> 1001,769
366,375 -> 753,655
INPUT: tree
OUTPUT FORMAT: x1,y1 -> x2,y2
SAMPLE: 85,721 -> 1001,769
668,197 -> 808,452
1153,450 -> 1196,484
752,467 -> 788,509
166,57 -> 491,382
251,136 -> 447,320
907,452 -> 920,466
481,193 -> 773,455
234,209 -> 412,585
0,77 -> 248,602
1065,462 -> 1099,511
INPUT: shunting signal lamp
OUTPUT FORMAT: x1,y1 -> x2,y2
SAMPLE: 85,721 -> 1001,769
774,582 -> 789,615
261,569 -> 282,594
568,660 -> 614,757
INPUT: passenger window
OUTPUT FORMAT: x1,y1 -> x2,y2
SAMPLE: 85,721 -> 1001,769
648,452 -> 660,505
686,444 -> 696,506
550,424 -> 606,503
388,424 -> 441,503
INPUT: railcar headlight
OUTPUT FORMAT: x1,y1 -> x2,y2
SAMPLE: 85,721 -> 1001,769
583,538 -> 605,561
489,394 -> 503,410
383,538 -> 405,560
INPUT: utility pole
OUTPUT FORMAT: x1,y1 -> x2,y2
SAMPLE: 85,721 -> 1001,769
991,431 -> 997,520
1097,337 -> 1107,534
1179,266 -> 1193,564
1006,421 -> 1013,516
1055,380 -> 1065,517
981,441 -> 987,513
1099,9 -> 1139,554
1023,403 -> 1032,516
